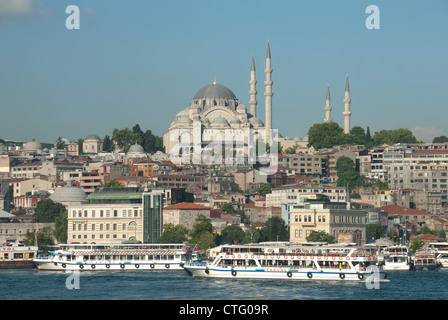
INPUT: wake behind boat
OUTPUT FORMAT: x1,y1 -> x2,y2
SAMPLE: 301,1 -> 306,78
184,243 -> 388,282
33,243 -> 199,271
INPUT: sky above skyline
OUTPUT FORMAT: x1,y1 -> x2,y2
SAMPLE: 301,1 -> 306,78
0,0 -> 447,144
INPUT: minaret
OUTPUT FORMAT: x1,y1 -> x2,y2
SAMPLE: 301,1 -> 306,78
324,84 -> 332,123
343,73 -> 351,134
264,41 -> 273,136
249,55 -> 257,116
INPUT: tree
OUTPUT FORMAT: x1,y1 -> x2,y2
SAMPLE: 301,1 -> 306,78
433,136 -> 448,143
77,138 -> 84,153
260,217 -> 288,242
34,199 -> 67,222
372,128 -> 417,146
189,215 -> 215,251
366,224 -> 386,240
221,225 -> 245,244
55,137 -> 65,150
335,156 -> 362,191
220,203 -> 235,214
410,239 -> 424,253
158,223 -> 189,243
103,135 -> 114,152
112,127 -> 136,152
100,178 -> 122,188
257,184 -> 272,196
306,230 -> 335,243
242,226 -> 262,244
307,122 -> 344,149
54,209 -> 68,243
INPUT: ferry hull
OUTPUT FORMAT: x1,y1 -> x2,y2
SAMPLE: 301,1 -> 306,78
0,261 -> 36,269
184,266 -> 388,282
33,260 -> 185,271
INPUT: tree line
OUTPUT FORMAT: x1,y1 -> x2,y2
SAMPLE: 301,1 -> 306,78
307,122 -> 419,150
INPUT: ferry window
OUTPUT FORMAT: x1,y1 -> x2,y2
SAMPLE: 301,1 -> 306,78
14,253 -> 23,259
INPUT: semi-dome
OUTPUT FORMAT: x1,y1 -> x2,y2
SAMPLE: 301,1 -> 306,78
230,117 -> 241,124
193,83 -> 236,100
212,116 -> 229,125
249,117 -> 263,125
85,134 -> 101,141
50,185 -> 87,203
23,138 -> 42,151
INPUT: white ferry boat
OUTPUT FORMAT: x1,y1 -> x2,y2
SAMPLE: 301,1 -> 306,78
0,241 -> 38,269
184,243 -> 388,282
33,243 -> 199,271
382,245 -> 411,271
412,249 -> 438,272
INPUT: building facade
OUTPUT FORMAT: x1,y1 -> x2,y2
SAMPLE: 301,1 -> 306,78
67,188 -> 165,244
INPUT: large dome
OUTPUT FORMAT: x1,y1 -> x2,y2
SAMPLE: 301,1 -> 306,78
23,138 -> 42,151
193,83 -> 236,100
50,185 -> 87,203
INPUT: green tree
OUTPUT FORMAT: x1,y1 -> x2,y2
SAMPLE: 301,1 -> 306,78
260,217 -> 288,242
220,203 -> 236,213
366,224 -> 386,240
77,138 -> 84,153
257,184 -> 272,196
103,135 -> 114,152
242,226 -> 262,244
372,128 -> 417,146
54,209 -> 68,243
112,128 -> 136,153
306,230 -> 335,243
221,225 -> 245,244
190,215 -> 215,251
307,122 -> 344,149
433,135 -> 448,143
34,199 -> 67,222
158,223 -> 189,243
410,239 -> 424,253
100,178 -> 122,188
335,156 -> 362,191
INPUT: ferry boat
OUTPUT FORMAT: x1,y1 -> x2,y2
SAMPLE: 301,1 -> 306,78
33,243 -> 199,271
184,243 -> 388,282
412,249 -> 438,272
0,241 -> 38,269
382,245 -> 411,271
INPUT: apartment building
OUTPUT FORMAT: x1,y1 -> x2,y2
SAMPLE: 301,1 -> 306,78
266,183 -> 347,207
289,197 -> 368,245
67,188 -> 165,244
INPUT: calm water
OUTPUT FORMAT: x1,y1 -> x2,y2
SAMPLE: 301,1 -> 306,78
1,269 -> 448,301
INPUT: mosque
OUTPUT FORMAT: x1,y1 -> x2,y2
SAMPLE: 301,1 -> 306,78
162,42 -> 352,158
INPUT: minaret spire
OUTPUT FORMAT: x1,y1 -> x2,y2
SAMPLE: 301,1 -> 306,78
324,84 -> 332,123
249,55 -> 257,116
343,73 -> 352,134
264,41 -> 273,139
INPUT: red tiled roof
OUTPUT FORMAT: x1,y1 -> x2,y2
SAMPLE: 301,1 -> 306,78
380,205 -> 432,216
164,202 -> 211,210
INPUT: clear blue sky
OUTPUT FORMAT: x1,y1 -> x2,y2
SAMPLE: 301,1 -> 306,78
0,0 -> 447,144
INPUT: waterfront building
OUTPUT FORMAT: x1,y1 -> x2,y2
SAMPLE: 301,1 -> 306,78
67,188 -> 165,244
289,196 -> 368,245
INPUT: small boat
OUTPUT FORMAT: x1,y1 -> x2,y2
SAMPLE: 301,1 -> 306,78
412,249 -> 438,272
436,253 -> 448,269
184,243 -> 388,282
0,241 -> 38,269
382,245 -> 411,271
33,243 -> 199,271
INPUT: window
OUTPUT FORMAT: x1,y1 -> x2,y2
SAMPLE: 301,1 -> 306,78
114,210 -> 118,217
295,215 -> 298,222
